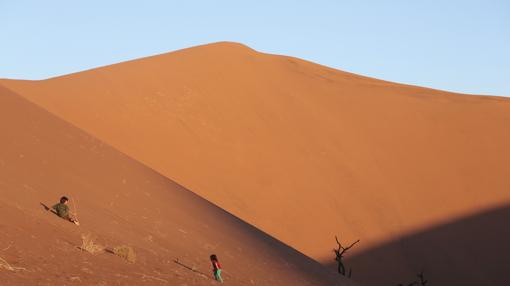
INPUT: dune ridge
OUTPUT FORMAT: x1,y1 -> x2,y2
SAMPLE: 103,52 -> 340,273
2,42 -> 510,285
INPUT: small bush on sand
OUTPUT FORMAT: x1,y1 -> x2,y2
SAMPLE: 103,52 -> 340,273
112,245 -> 136,263
0,256 -> 25,271
80,233 -> 104,254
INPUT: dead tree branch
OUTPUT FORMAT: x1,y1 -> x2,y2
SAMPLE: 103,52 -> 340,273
333,235 -> 359,278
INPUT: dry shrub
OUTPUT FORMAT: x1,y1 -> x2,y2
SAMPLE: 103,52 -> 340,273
0,256 -> 25,271
0,256 -> 14,271
80,233 -> 104,254
112,245 -> 136,263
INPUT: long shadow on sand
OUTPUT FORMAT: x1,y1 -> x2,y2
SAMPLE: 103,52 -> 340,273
327,204 -> 510,286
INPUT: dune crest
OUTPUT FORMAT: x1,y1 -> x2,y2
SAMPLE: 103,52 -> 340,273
2,42 -> 510,285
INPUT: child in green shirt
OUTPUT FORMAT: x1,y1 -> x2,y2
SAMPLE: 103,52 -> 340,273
51,196 -> 79,225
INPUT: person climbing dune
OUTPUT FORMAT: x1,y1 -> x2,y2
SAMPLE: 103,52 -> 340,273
210,254 -> 223,283
49,196 -> 80,225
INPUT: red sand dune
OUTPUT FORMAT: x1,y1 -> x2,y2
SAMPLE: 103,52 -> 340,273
0,85 -> 351,285
2,42 -> 510,285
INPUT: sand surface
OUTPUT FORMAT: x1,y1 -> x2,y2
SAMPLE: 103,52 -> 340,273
0,85 -> 351,285
2,42 -> 510,285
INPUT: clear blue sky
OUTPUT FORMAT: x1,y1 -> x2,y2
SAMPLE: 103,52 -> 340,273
1,0 -> 509,96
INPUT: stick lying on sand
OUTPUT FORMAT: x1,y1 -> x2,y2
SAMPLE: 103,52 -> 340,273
0,256 -> 26,271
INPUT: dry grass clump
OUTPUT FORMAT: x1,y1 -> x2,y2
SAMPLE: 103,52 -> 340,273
0,256 -> 25,271
80,233 -> 104,254
112,245 -> 136,263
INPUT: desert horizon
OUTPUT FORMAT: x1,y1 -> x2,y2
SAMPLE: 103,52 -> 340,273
2,40 -> 510,285
2,2 -> 510,285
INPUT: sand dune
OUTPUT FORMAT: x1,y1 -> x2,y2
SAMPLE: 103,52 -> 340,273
0,85 -> 350,285
2,42 -> 510,285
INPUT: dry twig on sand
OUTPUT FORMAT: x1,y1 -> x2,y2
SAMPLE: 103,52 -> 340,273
0,256 -> 26,271
398,271 -> 429,286
69,193 -> 79,221
333,235 -> 360,278
1,242 -> 13,252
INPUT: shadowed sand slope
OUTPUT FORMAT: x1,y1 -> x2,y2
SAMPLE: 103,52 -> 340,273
2,42 -> 510,285
339,204 -> 510,286
0,85 -> 351,285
